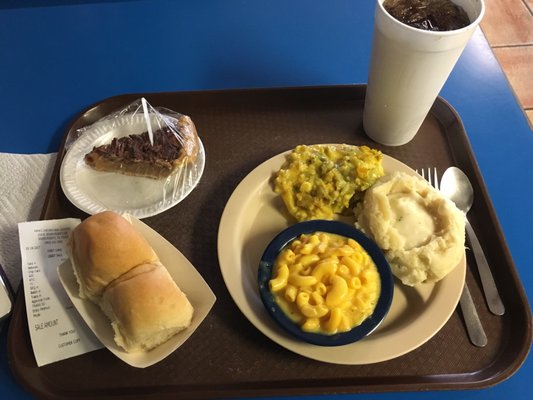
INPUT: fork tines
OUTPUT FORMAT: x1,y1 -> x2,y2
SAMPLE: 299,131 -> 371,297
419,167 -> 439,190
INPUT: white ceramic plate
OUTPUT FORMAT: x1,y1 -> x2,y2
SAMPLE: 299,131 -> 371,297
217,147 -> 466,365
58,217 -> 216,368
60,114 -> 205,219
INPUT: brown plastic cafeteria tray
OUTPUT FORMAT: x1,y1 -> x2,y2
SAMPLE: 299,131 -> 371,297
8,85 -> 532,399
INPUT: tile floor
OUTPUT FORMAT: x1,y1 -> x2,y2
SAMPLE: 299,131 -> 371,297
479,0 -> 533,128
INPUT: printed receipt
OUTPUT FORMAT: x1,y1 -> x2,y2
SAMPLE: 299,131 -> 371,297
18,219 -> 103,367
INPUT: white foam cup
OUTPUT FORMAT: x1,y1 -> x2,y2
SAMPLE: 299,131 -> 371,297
363,0 -> 485,146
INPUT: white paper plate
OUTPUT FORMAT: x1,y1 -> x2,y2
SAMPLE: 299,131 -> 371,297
58,217 -> 216,368
217,147 -> 466,365
60,114 -> 205,219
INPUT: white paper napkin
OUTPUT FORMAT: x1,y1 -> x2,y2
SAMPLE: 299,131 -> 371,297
0,152 -> 58,289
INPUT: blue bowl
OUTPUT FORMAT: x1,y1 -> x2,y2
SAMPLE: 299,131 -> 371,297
258,220 -> 394,346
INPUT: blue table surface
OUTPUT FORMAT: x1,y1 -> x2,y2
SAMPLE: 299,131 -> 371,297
1,1 -> 531,399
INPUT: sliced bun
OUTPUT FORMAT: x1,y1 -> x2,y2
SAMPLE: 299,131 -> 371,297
68,211 -> 194,353
99,262 -> 194,352
68,211 -> 158,303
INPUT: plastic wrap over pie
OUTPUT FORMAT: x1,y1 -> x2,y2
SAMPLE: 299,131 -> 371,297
81,99 -> 199,179
60,98 -> 206,218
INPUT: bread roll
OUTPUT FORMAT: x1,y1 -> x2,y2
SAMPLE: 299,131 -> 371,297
68,211 -> 194,353
68,211 -> 158,303
99,262 -> 194,352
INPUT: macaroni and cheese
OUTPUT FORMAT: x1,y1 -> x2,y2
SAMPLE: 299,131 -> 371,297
269,232 -> 381,335
274,144 -> 384,222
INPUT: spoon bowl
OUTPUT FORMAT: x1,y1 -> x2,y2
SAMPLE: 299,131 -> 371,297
441,167 -> 474,214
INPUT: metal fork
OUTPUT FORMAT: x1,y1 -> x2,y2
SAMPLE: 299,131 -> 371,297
419,168 -> 488,347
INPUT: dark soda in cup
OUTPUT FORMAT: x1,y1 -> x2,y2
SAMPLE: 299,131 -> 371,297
383,0 -> 470,31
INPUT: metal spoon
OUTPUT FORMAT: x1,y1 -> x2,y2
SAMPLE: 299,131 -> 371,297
441,167 -> 505,316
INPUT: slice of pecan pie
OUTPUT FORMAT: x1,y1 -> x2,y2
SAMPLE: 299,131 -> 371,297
84,116 -> 198,180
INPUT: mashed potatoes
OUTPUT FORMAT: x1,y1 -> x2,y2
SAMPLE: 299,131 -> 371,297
355,172 -> 465,286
